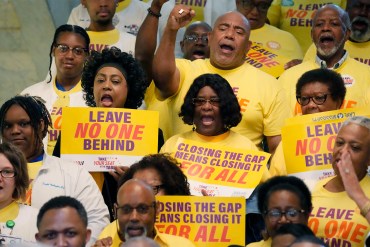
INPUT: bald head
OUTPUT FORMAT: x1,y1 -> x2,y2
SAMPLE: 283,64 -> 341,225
117,179 -> 155,204
116,179 -> 158,241
209,11 -> 251,70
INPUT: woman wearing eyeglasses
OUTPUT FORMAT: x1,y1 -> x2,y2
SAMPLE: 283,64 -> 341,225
160,73 -> 259,156
21,24 -> 90,155
270,68 -> 346,177
0,142 -> 38,244
247,176 -> 312,247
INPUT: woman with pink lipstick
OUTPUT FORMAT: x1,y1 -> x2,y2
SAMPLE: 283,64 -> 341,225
309,116 -> 370,246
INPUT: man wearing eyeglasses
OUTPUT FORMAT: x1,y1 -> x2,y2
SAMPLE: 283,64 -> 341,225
278,4 -> 370,116
93,179 -> 195,247
180,21 -> 212,61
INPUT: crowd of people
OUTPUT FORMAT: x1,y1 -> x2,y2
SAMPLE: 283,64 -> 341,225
1,0 -> 370,246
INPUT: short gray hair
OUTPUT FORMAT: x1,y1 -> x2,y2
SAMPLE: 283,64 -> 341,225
340,116 -> 370,131
313,4 -> 351,32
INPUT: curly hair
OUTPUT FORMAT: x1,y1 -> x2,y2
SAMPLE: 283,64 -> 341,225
0,95 -> 52,157
296,68 -> 346,106
47,24 -> 90,83
118,153 -> 190,195
257,176 -> 312,217
179,73 -> 242,129
81,47 -> 148,109
0,142 -> 29,201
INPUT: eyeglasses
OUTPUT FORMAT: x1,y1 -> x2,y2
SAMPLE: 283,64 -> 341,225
192,98 -> 221,107
54,44 -> 88,56
265,208 -> 306,222
0,169 -> 16,178
296,94 -> 330,106
184,35 -> 208,43
116,202 -> 156,215
152,185 -> 164,195
242,0 -> 271,12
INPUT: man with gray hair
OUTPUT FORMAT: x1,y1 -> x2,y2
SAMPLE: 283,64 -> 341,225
121,236 -> 160,247
278,4 -> 370,116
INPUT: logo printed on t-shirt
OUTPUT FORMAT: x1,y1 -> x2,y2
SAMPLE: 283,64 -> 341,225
341,75 -> 355,88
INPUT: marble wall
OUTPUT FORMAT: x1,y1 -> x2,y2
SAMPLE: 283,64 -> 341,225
0,0 -> 55,105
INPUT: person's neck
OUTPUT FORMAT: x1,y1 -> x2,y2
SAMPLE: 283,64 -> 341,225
319,50 -> 345,68
87,22 -> 115,32
56,75 -> 81,91
0,199 -> 15,212
27,150 -> 44,163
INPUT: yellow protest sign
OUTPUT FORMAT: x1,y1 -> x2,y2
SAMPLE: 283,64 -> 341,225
156,196 -> 245,247
61,107 -> 158,171
172,138 -> 270,198
282,108 -> 370,190
245,42 -> 291,78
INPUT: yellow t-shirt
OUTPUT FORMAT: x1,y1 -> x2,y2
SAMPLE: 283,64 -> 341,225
267,0 -> 347,53
309,176 -> 370,246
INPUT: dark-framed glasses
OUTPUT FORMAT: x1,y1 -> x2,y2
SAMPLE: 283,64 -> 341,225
242,0 -> 271,12
116,202 -> 156,215
184,35 -> 208,43
0,169 -> 16,178
296,94 -> 330,106
152,185 -> 164,195
265,208 -> 305,222
54,44 -> 88,56
192,98 -> 221,107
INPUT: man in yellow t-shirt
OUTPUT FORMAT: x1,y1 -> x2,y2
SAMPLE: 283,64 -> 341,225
267,0 -> 347,53
278,4 -> 370,116
236,0 -> 303,76
82,0 -> 135,54
152,6 -> 289,154
95,179 -> 195,247
304,0 -> 370,66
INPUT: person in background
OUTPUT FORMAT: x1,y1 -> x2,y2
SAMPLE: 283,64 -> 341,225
68,0 -> 149,36
270,68 -> 346,177
0,95 -> 109,244
310,116 -> 370,246
271,223 -> 315,247
36,196 -> 91,247
94,179 -> 195,246
267,0 -> 347,53
236,0 -> 303,71
152,6 -> 289,154
0,142 -> 38,244
21,24 -> 90,155
96,153 -> 190,246
278,4 -> 370,116
304,0 -> 370,66
82,0 -> 136,54
247,176 -> 312,246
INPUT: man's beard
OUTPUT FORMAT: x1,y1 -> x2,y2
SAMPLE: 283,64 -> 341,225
350,16 -> 370,42
316,35 -> 347,59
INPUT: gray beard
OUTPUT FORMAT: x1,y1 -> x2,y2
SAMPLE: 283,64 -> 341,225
350,16 -> 370,42
316,35 -> 347,59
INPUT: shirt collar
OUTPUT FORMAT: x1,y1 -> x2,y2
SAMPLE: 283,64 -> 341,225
315,50 -> 348,69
